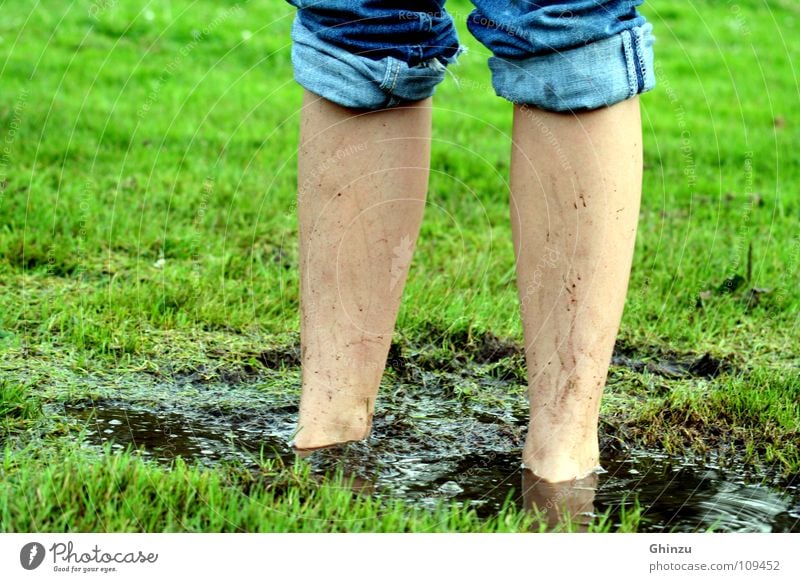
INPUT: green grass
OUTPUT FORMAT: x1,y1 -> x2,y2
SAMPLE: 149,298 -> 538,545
0,379 -> 42,435
1,439 -> 643,533
605,367 -> 800,469
1,0 -> 799,531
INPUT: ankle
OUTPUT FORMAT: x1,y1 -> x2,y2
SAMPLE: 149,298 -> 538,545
293,402 -> 374,450
522,434 -> 600,482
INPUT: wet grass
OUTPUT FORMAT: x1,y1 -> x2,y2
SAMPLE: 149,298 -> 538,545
1,440 -> 523,532
2,0 -> 799,531
0,379 -> 42,438
0,439 -> 645,533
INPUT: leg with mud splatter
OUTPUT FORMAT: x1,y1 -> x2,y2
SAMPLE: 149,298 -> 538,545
291,90 -> 432,452
510,96 -> 643,483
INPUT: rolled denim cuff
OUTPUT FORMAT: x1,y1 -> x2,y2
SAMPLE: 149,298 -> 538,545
290,17 -> 458,110
489,22 -> 656,112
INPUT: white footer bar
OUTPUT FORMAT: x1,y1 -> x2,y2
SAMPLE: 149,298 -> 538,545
1,533 -> 796,581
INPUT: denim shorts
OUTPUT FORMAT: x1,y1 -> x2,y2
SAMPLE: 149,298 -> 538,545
285,1 -> 656,112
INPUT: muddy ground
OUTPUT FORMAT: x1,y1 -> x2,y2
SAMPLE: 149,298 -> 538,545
40,331 -> 799,532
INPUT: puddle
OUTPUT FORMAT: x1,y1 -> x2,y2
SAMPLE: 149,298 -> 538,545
61,404 -> 291,466
57,383 -> 799,533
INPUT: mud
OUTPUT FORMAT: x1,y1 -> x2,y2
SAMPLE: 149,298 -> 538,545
54,352 -> 798,532
227,332 -> 735,385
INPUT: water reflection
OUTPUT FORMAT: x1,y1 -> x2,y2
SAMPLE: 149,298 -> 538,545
60,400 -> 799,532
521,469 -> 598,532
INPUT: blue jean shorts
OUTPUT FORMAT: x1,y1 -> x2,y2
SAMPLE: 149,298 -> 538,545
285,1 -> 656,112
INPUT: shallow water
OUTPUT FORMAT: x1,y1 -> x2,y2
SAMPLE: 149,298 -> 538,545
59,396 -> 799,533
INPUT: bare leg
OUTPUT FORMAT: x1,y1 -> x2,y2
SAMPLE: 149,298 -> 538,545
510,96 -> 643,482
293,90 -> 431,450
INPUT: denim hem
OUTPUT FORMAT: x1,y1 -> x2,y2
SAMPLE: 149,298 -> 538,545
379,58 -> 402,95
290,17 -> 458,110
488,22 -> 657,112
621,30 -> 639,97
